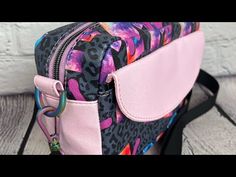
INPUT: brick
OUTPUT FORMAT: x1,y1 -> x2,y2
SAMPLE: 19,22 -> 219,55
201,22 -> 236,76
0,22 -> 236,94
0,55 -> 36,94
0,23 -> 13,55
12,22 -> 71,55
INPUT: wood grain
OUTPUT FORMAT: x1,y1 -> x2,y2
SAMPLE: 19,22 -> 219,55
23,122 -> 50,155
0,76 -> 236,155
182,78 -> 236,154
0,94 -> 34,154
216,76 -> 236,123
182,107 -> 236,155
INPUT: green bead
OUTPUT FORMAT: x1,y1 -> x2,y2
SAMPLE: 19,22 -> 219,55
50,139 -> 60,152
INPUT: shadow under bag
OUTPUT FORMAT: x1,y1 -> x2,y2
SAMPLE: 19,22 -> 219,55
33,22 -> 219,155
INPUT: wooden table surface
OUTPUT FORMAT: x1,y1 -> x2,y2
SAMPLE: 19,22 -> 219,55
0,76 -> 235,155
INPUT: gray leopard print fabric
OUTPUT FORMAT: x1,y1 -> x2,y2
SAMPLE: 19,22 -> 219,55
65,24 -> 120,101
64,22 -> 199,101
34,22 -> 83,76
98,86 -> 186,155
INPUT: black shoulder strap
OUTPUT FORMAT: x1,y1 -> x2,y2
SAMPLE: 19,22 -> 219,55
161,69 -> 220,155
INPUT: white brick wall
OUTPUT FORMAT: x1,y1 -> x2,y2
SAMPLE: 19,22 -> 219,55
0,22 -> 71,94
0,22 -> 236,95
201,23 -> 236,76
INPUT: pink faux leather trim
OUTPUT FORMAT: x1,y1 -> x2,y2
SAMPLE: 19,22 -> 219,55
34,75 -> 102,154
43,95 -> 102,155
34,75 -> 64,97
107,31 -> 205,122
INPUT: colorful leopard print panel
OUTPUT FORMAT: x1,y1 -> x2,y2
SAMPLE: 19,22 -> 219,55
35,22 -> 84,76
98,86 -> 187,155
35,22 -> 199,101
64,22 -> 199,101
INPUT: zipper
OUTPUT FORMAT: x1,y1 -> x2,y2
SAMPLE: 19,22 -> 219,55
52,22 -> 97,80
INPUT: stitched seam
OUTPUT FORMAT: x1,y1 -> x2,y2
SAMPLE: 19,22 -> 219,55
94,103 -> 103,155
97,34 -> 121,86
64,23 -> 100,94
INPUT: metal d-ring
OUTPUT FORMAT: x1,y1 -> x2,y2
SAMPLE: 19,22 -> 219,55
35,87 -> 66,117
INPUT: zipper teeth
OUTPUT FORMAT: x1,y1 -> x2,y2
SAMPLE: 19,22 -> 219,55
53,22 -> 97,80
53,32 -> 79,79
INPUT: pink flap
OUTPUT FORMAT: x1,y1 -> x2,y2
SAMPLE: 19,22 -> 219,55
106,31 -> 205,122
34,75 -> 64,97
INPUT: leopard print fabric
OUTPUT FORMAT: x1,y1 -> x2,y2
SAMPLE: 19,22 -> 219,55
98,87 -> 185,155
35,22 -> 199,101
65,25 -> 120,101
34,22 -> 198,155
35,22 -> 84,76
65,22 -> 200,100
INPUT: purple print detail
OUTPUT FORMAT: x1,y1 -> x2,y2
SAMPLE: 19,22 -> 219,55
65,22 -> 199,101
110,40 -> 122,52
116,105 -> 124,123
132,138 -> 141,155
68,79 -> 85,101
152,22 -> 163,29
66,50 -> 84,72
100,117 -> 113,130
161,24 -> 172,45
99,49 -> 116,83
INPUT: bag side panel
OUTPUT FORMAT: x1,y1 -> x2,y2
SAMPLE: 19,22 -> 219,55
43,95 -> 102,155
34,22 -> 83,76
